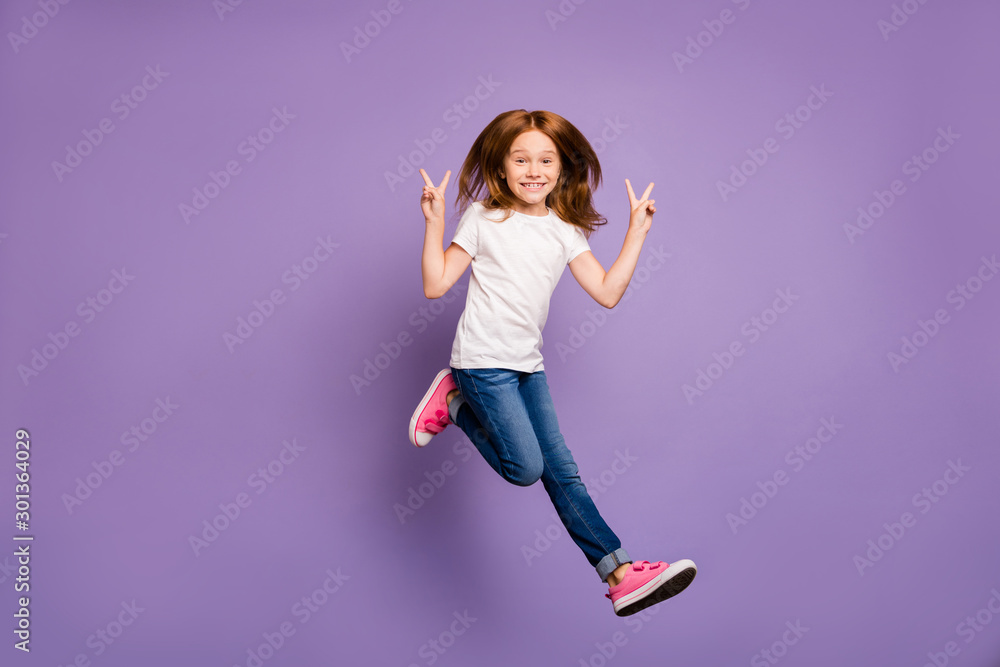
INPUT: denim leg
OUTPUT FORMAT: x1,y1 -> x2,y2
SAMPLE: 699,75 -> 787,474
518,371 -> 630,581
449,367 -> 630,581
449,368 -> 544,487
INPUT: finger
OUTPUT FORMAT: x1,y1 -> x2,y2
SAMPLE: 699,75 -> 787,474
419,168 -> 434,187
641,182 -> 654,201
625,178 -> 636,204
438,169 -> 451,192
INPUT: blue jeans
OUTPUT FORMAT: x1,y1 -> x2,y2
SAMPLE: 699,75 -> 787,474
448,367 -> 631,582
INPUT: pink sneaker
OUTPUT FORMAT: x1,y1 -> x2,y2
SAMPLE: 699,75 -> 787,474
408,369 -> 457,447
606,559 -> 697,616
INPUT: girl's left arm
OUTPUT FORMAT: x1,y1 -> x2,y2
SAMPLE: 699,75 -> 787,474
569,179 -> 656,309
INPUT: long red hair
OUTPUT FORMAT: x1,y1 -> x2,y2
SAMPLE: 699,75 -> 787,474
454,109 -> 607,238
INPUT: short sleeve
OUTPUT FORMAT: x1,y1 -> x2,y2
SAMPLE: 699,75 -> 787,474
566,225 -> 591,264
450,204 -> 479,257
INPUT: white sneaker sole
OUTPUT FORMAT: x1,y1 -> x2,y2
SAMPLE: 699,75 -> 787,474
408,369 -> 452,447
612,559 -> 697,616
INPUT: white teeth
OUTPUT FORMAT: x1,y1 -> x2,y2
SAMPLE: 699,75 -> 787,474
522,183 -> 543,189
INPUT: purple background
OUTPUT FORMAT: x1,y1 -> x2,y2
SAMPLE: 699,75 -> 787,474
2,0 -> 999,665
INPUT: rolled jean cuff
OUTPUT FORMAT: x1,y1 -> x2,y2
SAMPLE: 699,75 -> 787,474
596,548 -> 631,582
448,393 -> 465,425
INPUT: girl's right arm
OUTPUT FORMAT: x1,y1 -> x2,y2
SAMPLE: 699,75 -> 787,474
420,168 -> 472,299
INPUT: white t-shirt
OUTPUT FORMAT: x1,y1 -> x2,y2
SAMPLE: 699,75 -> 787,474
449,201 -> 592,372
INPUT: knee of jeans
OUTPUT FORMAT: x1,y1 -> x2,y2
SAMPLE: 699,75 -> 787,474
514,459 -> 545,486
507,460 -> 544,487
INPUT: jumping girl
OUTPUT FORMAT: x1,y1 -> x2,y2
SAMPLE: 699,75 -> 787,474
408,109 -> 696,616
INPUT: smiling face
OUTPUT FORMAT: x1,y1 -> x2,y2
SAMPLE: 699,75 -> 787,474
501,130 -> 561,217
